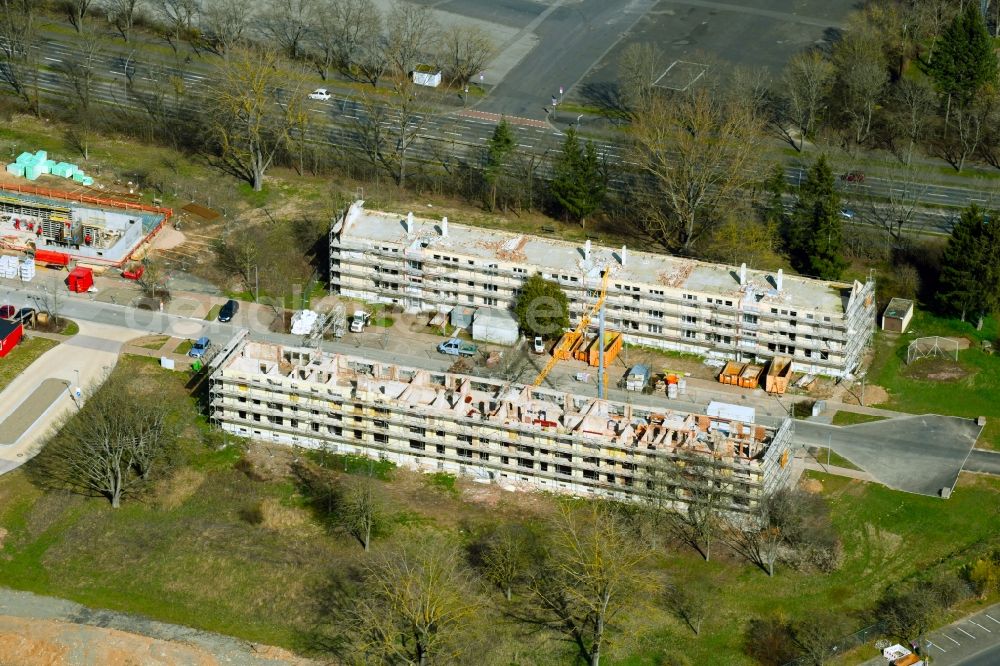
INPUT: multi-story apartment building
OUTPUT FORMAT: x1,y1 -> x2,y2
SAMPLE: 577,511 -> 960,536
208,334 -> 794,511
329,202 -> 876,378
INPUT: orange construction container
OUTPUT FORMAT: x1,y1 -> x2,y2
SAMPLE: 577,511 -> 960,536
553,331 -> 584,360
738,364 -> 764,389
719,361 -> 744,386
765,356 -> 793,395
586,331 -> 622,367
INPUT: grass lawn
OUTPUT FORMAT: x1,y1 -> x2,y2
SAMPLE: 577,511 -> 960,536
0,337 -> 58,392
204,305 -> 221,321
174,339 -> 193,355
830,411 -> 888,426
2,347 -> 999,666
59,320 -> 79,336
867,310 -> 1000,450
1,317 -> 998,665
135,336 -> 170,350
810,447 -> 863,471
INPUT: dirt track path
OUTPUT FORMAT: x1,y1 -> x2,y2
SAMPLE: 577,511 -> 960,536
0,588 -> 320,666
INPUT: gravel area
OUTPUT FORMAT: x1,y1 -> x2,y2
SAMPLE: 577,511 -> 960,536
0,588 -> 321,666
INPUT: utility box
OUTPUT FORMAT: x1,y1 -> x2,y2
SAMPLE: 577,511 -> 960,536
412,65 -> 442,87
66,266 -> 94,293
882,298 -> 914,333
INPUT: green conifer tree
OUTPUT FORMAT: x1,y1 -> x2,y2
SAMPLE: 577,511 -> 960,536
484,118 -> 515,212
937,205 -> 1000,322
549,127 -> 606,227
789,156 -> 847,279
929,3 -> 998,109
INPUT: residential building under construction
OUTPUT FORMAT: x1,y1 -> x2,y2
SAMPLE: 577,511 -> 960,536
329,202 -> 876,378
208,334 -> 794,511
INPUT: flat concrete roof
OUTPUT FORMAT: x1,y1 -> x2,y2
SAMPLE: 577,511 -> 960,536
337,204 -> 850,313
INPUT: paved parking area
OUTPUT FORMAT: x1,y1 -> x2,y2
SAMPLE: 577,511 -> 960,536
576,0 -> 856,107
794,415 -> 983,497
921,606 -> 1000,665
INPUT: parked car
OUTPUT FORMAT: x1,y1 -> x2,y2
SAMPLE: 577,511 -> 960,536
438,338 -> 477,356
350,310 -> 371,333
308,88 -> 331,101
839,208 -> 855,220
0,304 -> 14,319
188,336 -> 211,359
532,336 -> 545,354
218,299 -> 239,323
840,170 -> 865,183
10,307 -> 36,326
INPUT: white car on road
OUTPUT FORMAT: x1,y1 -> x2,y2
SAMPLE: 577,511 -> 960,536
308,88 -> 331,101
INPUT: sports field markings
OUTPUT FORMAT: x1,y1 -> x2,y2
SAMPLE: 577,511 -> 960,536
653,60 -> 709,92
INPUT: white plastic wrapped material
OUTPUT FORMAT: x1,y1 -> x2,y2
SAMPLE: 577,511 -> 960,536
20,258 -> 35,282
291,309 -> 319,335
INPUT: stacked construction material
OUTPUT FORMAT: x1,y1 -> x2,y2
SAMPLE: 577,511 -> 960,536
5,150 -> 94,186
291,309 -> 319,335
19,257 -> 35,282
0,255 -> 18,279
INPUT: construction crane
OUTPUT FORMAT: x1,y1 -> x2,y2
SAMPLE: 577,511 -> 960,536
533,268 -> 611,398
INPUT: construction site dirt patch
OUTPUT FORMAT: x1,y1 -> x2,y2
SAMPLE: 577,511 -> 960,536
902,357 -> 971,382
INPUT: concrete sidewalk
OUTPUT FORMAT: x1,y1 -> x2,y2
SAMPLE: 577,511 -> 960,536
0,321 -> 135,475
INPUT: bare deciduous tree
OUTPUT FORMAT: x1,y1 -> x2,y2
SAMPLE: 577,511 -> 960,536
530,504 -> 654,666
354,79 -> 434,188
891,76 -> 937,165
157,0 -> 199,53
205,47 -> 308,191
340,474 -> 384,551
259,0 -> 316,60
832,32 -> 889,146
724,496 -> 785,577
199,0 -> 253,56
664,581 -> 712,635
858,166 -> 929,249
782,50 -> 834,151
629,89 -> 763,253
385,1 -> 439,76
790,610 -> 851,666
0,0 -> 41,114
65,0 -> 96,32
308,0 -> 381,80
942,89 -> 995,172
29,371 -> 177,508
348,537 -> 482,665
102,0 -> 145,42
617,42 -> 664,113
481,524 -> 536,601
438,23 -> 494,87
58,31 -> 106,158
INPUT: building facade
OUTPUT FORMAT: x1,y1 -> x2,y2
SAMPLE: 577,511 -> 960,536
329,202 -> 876,378
209,334 -> 794,512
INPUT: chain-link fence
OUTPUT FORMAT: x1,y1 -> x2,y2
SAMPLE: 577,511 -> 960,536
781,622 -> 884,666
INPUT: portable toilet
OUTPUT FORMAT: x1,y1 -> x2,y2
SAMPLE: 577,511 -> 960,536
67,266 -> 94,293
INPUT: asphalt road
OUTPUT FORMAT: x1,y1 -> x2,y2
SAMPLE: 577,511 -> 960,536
4,25 -> 996,236
966,448 -> 1000,475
